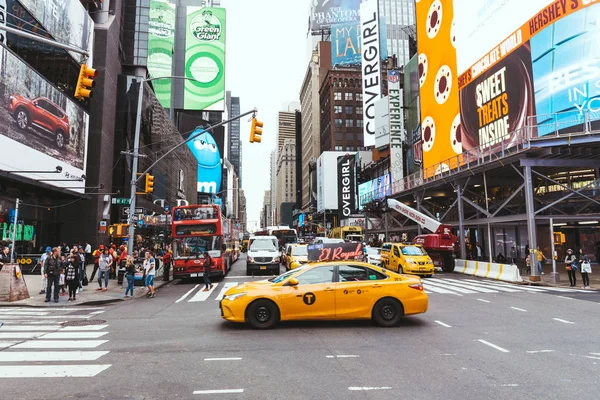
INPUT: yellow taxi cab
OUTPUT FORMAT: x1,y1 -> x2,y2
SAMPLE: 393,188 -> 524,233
286,244 -> 308,270
380,243 -> 434,277
219,261 -> 428,329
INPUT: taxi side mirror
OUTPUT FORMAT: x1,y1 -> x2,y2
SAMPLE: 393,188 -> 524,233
288,278 -> 299,286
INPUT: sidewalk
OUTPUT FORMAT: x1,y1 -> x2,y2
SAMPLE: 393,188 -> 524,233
0,263 -> 172,307
520,262 -> 600,288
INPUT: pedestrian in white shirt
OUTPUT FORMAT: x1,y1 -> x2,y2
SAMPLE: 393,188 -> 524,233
144,251 -> 156,298
39,247 -> 52,294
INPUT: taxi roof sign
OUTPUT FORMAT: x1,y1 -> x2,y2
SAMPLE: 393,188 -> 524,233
307,242 -> 363,262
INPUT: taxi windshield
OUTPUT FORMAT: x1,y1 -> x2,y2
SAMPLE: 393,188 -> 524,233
292,246 -> 308,256
270,267 -> 305,283
401,246 -> 427,256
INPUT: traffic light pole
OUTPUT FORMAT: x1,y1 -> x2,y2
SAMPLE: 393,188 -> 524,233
126,75 -> 258,248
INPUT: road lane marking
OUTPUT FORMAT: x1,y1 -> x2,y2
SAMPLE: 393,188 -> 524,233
215,282 -> 240,301
62,325 -> 109,331
510,307 -> 527,312
477,299 -> 491,303
553,318 -> 575,324
478,339 -> 510,353
193,389 -> 244,394
590,353 -> 600,356
434,320 -> 452,328
526,350 -> 554,354
176,284 -> 199,303
0,342 -> 17,349
41,332 -> 108,339
0,365 -> 111,378
189,284 -> 219,302
0,325 -> 61,331
0,351 -> 109,362
204,357 -> 242,361
557,296 -> 574,300
12,340 -> 108,349
336,355 -> 360,358
0,311 -> 50,316
224,276 -> 264,279
348,387 -> 392,391
0,332 -> 48,339
0,315 -> 93,320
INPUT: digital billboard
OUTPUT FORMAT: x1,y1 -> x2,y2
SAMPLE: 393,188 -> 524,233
310,0 -> 361,33
148,0 -> 176,108
331,18 -> 389,68
184,7 -> 226,111
337,155 -> 357,219
0,46 -> 89,193
358,174 -> 391,208
16,0 -> 94,64
416,0 -> 600,176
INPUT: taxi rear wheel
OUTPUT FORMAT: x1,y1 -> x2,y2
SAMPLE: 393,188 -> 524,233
246,299 -> 280,329
372,298 -> 404,327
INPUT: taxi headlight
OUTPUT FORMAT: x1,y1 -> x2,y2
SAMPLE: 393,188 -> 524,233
407,260 -> 416,265
427,260 -> 433,264
223,292 -> 247,301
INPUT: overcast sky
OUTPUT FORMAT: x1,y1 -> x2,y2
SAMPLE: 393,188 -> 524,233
223,0 -> 310,231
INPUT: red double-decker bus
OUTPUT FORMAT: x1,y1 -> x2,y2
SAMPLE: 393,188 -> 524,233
171,204 -> 233,280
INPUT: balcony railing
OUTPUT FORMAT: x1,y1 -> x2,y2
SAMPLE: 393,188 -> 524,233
359,110 -> 600,205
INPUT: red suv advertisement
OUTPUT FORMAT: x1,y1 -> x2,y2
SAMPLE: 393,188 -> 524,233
7,95 -> 70,149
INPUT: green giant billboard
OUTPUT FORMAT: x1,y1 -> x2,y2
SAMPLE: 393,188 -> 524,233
184,7 -> 226,111
148,0 -> 176,108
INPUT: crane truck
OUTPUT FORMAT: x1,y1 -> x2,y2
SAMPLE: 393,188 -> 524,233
386,198 -> 457,273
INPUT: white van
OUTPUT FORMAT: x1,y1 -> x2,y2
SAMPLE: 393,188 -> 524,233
246,235 -> 280,276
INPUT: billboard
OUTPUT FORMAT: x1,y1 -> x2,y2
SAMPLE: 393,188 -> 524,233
0,45 -> 89,193
337,155 -> 357,219
317,151 -> 355,212
388,70 -> 404,183
184,7 -> 226,111
360,0 -> 383,147
358,174 -> 391,208
331,17 -> 388,68
416,0 -> 600,176
374,95 -> 389,148
16,0 -> 94,64
310,0 -> 361,33
148,0 -> 176,108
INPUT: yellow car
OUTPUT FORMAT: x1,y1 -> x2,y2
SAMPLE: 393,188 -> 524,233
219,261 -> 428,329
381,243 -> 435,277
286,244 -> 308,270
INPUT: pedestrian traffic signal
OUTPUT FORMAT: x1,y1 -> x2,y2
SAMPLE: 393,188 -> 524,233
249,118 -> 263,143
145,174 -> 155,193
74,64 -> 98,100
109,224 -> 129,238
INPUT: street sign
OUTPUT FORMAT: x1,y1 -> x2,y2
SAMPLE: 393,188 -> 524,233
112,198 -> 131,205
123,207 -> 144,216
164,205 -> 171,214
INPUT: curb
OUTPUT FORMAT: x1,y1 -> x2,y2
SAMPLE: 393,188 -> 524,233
0,279 -> 174,308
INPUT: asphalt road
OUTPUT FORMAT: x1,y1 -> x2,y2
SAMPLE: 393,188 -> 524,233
2,254 -> 600,399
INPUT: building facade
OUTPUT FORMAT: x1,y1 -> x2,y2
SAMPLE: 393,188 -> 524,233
380,0 -> 416,66
226,94 -> 242,186
319,69 -> 365,153
277,110 -> 297,151
275,139 -> 296,226
238,189 -> 247,233
269,150 -> 277,225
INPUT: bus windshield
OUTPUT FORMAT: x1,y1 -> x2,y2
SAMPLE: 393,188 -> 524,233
271,229 -> 297,245
173,237 -> 222,259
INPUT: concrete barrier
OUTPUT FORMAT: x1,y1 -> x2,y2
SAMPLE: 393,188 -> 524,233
453,259 -> 523,283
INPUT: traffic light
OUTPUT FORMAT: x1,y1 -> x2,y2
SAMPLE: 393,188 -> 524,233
109,224 -> 130,238
249,118 -> 263,143
74,64 -> 97,100
145,174 -> 155,193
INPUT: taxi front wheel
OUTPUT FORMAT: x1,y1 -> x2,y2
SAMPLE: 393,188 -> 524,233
246,299 -> 280,329
372,298 -> 404,327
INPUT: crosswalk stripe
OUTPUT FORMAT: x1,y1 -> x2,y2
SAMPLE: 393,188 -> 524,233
215,283 -> 239,301
41,332 -> 108,339
0,325 -> 62,331
0,332 -> 48,340
462,280 -> 547,292
0,342 -> 17,349
431,279 -> 498,293
12,340 -> 108,349
421,284 -> 461,295
443,278 -> 520,292
0,315 -> 94,320
176,284 -> 200,303
424,280 -> 478,294
189,284 -> 219,302
62,325 -> 109,331
0,364 -> 111,378
0,311 -> 50,316
0,351 -> 109,362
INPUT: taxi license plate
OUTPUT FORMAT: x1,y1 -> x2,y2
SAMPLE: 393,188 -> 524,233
260,266 -> 267,270
419,268 -> 426,271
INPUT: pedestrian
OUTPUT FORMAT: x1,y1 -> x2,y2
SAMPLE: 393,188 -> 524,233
475,242 -> 483,261
124,255 -> 136,299
144,251 -> 156,298
39,246 -> 51,294
90,245 -> 104,281
44,248 -> 62,303
84,241 -> 92,265
579,249 -> 592,289
59,254 -> 68,296
202,251 -> 213,292
77,247 -> 86,293
535,245 -> 547,275
97,248 -> 112,292
0,246 -> 11,269
109,244 -> 118,279
510,246 -> 517,265
66,254 -> 80,301
564,249 -> 577,287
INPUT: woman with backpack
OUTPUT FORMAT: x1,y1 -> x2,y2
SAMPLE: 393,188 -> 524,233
564,249 -> 577,287
202,251 -> 213,292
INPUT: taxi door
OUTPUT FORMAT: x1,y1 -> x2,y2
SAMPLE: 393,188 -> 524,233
278,265 -> 336,320
334,264 -> 386,319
